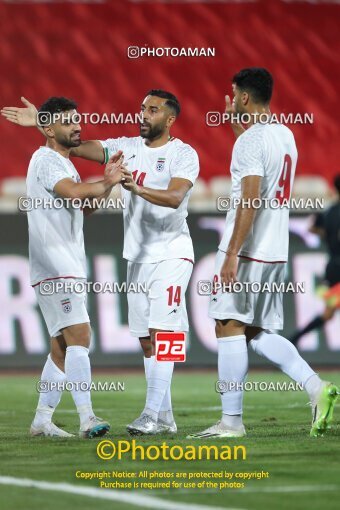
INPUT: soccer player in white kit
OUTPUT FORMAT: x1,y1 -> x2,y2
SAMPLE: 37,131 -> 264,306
188,68 -> 338,439
2,91 -> 200,435
2,97 -> 125,437
78,91 -> 199,435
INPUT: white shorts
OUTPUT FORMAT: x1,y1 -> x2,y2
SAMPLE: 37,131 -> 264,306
209,250 -> 286,329
127,259 -> 193,338
34,278 -> 90,338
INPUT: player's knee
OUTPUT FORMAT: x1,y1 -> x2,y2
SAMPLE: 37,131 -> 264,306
50,336 -> 66,369
63,323 -> 92,348
77,330 -> 91,348
215,320 -> 225,337
139,337 -> 152,357
142,345 -> 153,357
215,318 -> 245,338
149,329 -> 156,344
50,351 -> 65,371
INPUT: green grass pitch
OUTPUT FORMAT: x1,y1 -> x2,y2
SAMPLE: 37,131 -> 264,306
0,370 -> 339,510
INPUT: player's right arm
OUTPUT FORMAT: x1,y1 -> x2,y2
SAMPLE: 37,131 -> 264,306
70,141 -> 105,164
54,152 -> 125,200
1,96 -> 38,126
1,97 -> 106,164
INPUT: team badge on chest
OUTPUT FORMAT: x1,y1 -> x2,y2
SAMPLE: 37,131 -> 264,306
61,298 -> 72,314
156,157 -> 166,172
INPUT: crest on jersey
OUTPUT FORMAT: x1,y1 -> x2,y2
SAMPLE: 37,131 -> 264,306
156,158 -> 166,172
61,298 -> 72,314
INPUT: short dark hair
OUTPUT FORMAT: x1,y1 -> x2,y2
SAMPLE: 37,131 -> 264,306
232,68 -> 273,104
38,96 -> 77,125
146,89 -> 180,116
334,174 -> 340,195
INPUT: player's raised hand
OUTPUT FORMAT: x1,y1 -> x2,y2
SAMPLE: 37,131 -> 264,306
225,94 -> 245,138
225,95 -> 236,120
104,151 -> 126,186
104,150 -> 123,175
1,97 -> 38,126
121,169 -> 140,194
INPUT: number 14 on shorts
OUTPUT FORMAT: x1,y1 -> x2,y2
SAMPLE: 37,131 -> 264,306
155,332 -> 186,362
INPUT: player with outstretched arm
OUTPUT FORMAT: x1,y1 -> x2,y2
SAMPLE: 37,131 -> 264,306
2,90 -> 199,435
2,96 -> 125,437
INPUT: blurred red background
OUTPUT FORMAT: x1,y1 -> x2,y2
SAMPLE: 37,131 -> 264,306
0,0 -> 339,182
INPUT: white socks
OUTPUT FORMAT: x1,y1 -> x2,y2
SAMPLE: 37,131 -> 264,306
218,335 -> 248,429
65,345 -> 94,427
159,388 -> 174,424
249,331 -> 322,400
33,354 -> 66,426
143,356 -> 174,423
143,356 -> 152,379
143,356 -> 174,421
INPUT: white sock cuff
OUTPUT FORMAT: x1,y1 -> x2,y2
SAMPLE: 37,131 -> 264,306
248,339 -> 257,353
218,335 -> 247,354
47,354 -> 66,378
249,330 -> 271,352
218,335 -> 246,343
222,410 -> 243,418
143,356 -> 153,378
66,345 -> 89,355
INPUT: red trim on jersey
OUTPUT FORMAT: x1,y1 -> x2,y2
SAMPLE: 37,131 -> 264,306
238,255 -> 286,264
32,276 -> 83,288
181,258 -> 194,264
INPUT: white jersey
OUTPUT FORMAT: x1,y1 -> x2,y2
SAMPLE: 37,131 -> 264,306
100,136 -> 199,263
219,122 -> 297,262
26,147 -> 87,286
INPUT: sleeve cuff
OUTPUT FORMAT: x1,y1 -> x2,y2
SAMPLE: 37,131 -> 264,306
98,140 -> 109,164
170,173 -> 196,185
240,170 -> 264,178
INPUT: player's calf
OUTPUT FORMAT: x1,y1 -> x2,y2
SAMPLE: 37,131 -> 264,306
62,323 -> 110,439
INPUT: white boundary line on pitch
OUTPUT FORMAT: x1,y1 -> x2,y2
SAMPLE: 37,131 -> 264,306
0,476 -> 246,510
242,485 -> 340,493
151,484 -> 340,495
49,405 -> 289,414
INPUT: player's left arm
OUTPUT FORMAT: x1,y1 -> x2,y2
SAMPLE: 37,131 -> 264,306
220,175 -> 262,284
220,128 -> 264,285
122,144 -> 199,208
121,174 -> 192,208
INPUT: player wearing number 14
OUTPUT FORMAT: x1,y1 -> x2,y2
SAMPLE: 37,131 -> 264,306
80,90 -> 199,435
